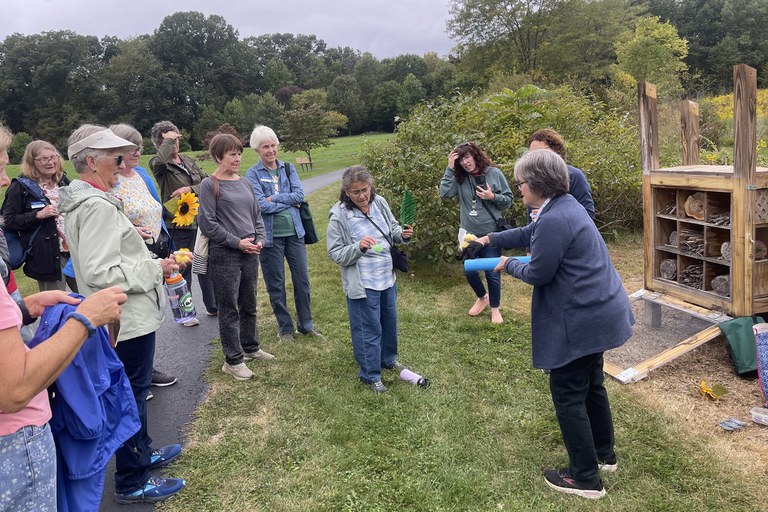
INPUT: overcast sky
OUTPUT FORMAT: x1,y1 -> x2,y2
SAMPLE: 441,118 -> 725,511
1,0 -> 457,59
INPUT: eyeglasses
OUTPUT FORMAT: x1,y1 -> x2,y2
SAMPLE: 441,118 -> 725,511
34,155 -> 59,164
99,155 -> 124,167
348,187 -> 370,198
514,181 -> 527,190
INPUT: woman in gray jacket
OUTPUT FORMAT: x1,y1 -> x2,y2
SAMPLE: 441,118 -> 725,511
326,166 -> 413,393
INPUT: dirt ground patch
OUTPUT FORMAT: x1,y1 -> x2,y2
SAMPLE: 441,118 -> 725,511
608,237 -> 768,475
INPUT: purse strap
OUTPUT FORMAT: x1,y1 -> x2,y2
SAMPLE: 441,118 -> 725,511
358,207 -> 394,246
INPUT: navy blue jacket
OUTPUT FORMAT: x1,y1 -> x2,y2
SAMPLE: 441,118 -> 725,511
490,194 -> 633,369
28,297 -> 139,511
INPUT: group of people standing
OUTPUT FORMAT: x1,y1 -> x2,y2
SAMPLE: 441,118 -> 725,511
0,121 -> 325,509
0,121 -> 634,507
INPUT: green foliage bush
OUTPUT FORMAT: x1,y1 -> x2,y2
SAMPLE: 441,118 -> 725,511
8,132 -> 32,164
361,86 -> 642,261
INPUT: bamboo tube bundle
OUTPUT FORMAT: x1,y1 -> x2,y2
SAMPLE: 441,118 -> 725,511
660,258 -> 677,280
711,275 -> 730,297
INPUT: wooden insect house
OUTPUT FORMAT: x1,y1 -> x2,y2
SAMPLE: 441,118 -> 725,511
605,64 -> 768,383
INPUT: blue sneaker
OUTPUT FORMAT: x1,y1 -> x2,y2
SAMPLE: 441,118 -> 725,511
150,444 -> 182,469
115,476 -> 186,504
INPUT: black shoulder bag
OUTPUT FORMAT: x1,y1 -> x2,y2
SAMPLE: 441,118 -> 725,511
361,210 -> 409,273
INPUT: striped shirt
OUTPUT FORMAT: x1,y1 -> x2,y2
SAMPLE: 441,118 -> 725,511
344,202 -> 395,291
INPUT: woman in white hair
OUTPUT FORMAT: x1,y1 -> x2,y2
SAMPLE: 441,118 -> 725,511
60,125 -> 186,505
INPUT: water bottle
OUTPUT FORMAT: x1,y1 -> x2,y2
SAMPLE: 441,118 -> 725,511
400,368 -> 430,388
165,272 -> 196,323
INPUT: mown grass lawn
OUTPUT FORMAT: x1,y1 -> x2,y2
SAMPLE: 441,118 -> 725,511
155,186 -> 763,512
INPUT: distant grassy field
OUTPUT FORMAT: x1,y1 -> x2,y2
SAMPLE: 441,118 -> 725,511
3,132 -> 394,181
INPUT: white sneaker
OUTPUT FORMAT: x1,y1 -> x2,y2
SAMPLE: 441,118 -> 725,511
243,349 -> 275,361
182,318 -> 200,327
222,362 -> 254,380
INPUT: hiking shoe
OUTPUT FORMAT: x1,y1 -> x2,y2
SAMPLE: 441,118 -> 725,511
277,332 -> 295,342
361,380 -> 387,393
243,349 -> 275,361
150,444 -> 182,469
151,369 -> 178,387
299,329 -> 326,341
146,390 -> 154,401
222,362 -> 254,380
115,476 -> 186,504
599,459 -> 618,473
543,468 -> 605,500
182,318 -> 200,327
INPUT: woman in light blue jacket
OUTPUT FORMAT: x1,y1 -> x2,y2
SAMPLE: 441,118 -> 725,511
326,166 -> 413,393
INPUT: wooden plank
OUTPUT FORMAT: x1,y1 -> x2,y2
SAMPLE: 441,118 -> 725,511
681,100 -> 700,166
630,324 -> 722,378
731,64 -> 758,316
635,290 -> 731,322
638,82 -> 659,174
649,175 -> 734,189
647,278 -> 733,313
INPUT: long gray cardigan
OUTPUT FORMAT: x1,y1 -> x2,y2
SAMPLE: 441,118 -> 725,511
489,194 -> 634,369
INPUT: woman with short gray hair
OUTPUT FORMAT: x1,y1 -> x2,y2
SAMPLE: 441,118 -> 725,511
245,125 -> 322,342
60,125 -> 187,504
471,149 -> 633,499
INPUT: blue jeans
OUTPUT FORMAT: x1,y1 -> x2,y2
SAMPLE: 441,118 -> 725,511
549,352 -> 615,487
346,285 -> 398,383
114,332 -> 156,493
464,244 -> 502,307
260,236 -> 313,335
0,422 -> 57,512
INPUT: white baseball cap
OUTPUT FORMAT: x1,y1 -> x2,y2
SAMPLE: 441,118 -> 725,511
67,129 -> 137,160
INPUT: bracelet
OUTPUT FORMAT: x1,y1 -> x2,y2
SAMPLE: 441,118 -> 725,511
13,297 -> 35,326
65,312 -> 97,336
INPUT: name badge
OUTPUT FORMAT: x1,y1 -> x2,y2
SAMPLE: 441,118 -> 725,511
31,201 -> 45,209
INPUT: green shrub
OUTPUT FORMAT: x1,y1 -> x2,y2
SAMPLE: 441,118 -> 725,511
362,86 -> 643,261
8,132 -> 32,164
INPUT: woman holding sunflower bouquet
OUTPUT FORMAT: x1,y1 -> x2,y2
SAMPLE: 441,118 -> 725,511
149,120 -> 217,323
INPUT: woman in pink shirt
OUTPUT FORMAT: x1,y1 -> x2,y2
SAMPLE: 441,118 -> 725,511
0,123 -> 127,511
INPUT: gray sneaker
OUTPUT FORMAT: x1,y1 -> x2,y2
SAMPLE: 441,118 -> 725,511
300,329 -> 326,341
222,362 -> 254,380
277,332 -> 295,342
243,349 -> 276,361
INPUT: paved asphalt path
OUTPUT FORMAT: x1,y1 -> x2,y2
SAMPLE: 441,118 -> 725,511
99,169 -> 344,511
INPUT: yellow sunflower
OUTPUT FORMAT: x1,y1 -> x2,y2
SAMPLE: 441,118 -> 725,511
171,191 -> 199,226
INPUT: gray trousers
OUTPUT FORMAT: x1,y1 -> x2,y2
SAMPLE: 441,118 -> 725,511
209,246 -> 261,365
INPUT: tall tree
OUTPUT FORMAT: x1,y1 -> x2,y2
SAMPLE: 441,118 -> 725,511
615,16 -> 688,97
448,0 -> 564,73
327,75 -> 366,134
397,74 -> 427,117
241,92 -> 286,135
280,104 -> 340,161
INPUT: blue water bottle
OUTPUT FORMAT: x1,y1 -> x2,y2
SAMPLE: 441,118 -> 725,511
165,272 -> 196,323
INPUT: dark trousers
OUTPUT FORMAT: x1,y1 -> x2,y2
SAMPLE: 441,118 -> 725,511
464,244 -> 502,308
548,352 -> 615,487
172,228 -> 217,313
259,236 -> 313,335
209,246 -> 260,365
114,332 -> 156,493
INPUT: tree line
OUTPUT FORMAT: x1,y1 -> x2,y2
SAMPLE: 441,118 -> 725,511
1,3 -> 765,158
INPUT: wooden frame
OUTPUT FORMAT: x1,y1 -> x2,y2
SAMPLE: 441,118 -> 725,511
607,64 -> 764,383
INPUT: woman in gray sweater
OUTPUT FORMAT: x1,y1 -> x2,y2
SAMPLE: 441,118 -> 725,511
198,134 -> 273,381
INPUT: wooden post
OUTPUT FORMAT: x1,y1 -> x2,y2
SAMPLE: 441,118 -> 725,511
639,82 -> 658,292
680,100 -> 700,166
731,64 -> 757,316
